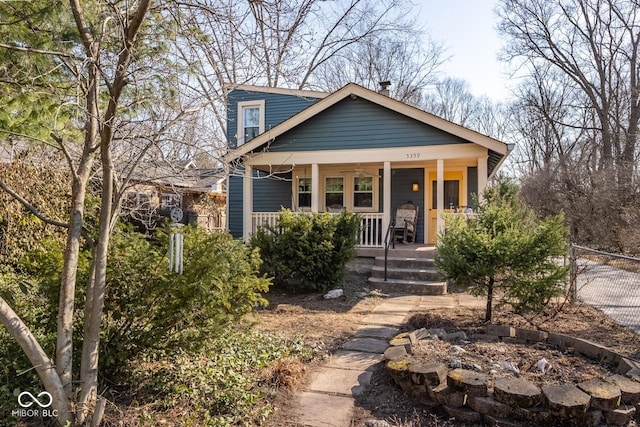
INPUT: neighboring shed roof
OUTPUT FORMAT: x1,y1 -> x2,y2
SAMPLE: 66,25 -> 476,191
127,161 -> 225,193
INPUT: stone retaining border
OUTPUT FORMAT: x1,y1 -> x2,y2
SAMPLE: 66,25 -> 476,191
384,325 -> 640,426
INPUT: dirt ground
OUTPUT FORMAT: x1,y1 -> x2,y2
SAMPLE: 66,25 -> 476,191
253,288 -> 640,427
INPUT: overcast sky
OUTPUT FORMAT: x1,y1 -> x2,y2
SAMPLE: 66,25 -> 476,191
417,0 -> 513,102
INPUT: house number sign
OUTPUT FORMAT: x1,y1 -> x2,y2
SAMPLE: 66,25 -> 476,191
406,152 -> 421,159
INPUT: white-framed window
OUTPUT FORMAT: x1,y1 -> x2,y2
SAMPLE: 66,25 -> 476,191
161,193 -> 181,209
353,176 -> 373,209
297,177 -> 312,208
237,100 -> 265,146
124,191 -> 152,209
325,176 -> 344,208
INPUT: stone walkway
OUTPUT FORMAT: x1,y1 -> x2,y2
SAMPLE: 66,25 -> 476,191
291,293 -> 485,426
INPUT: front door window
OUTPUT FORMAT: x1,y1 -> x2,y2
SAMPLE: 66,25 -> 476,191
432,180 -> 460,210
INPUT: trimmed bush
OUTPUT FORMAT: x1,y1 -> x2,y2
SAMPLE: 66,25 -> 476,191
250,209 -> 360,292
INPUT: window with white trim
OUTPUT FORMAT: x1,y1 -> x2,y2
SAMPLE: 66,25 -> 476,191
237,100 -> 265,146
124,192 -> 152,209
325,176 -> 344,208
353,176 -> 373,208
298,177 -> 312,208
161,193 -> 182,209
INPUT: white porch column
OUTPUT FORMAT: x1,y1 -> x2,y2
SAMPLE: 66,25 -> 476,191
478,155 -> 488,203
437,159 -> 445,239
311,163 -> 320,212
382,161 -> 391,236
243,166 -> 253,240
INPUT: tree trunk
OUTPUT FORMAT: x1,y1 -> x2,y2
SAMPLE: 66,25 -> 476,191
485,276 -> 494,322
55,176 -> 88,396
0,298 -> 72,424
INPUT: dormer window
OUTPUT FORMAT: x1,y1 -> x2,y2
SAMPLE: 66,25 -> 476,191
237,100 -> 265,146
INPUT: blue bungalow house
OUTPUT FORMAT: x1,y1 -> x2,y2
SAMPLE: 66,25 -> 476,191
225,83 -> 512,247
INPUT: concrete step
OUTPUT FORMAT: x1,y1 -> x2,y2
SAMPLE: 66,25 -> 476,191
358,246 -> 436,259
367,276 -> 447,295
374,256 -> 435,269
370,265 -> 440,281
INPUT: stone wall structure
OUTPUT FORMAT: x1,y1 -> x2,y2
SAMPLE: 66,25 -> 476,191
384,325 -> 640,426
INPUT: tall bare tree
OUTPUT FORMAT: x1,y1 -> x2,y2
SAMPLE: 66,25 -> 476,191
498,0 -> 640,192
0,1 -> 201,424
168,0 -> 426,161
499,0 -> 640,250
312,34 -> 446,106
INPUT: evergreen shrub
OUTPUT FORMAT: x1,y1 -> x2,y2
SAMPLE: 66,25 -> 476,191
250,209 -> 360,292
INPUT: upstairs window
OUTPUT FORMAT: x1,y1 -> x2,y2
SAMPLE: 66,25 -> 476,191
237,100 -> 265,146
298,177 -> 312,208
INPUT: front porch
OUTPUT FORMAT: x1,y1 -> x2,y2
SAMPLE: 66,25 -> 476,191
240,152 -> 490,247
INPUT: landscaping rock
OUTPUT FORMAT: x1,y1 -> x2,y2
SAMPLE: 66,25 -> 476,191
493,377 -> 541,408
409,362 -> 447,387
389,335 -> 412,353
605,405 -> 637,426
482,415 -> 523,427
573,338 -> 617,363
579,410 -> 604,427
512,406 -> 554,424
541,384 -> 591,418
427,328 -> 446,339
470,333 -> 499,343
383,345 -> 406,362
443,331 -> 467,342
448,359 -> 462,369
514,327 -> 548,342
486,324 -> 514,338
386,359 -> 411,389
428,383 -> 466,407
447,368 -> 489,397
577,378 -> 621,411
547,332 -> 578,349
443,406 -> 483,423
606,374 -> 640,404
467,395 -> 511,418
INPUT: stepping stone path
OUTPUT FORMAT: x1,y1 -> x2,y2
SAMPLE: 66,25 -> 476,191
293,295 -> 420,427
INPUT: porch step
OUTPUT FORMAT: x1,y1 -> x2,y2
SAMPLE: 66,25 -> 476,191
367,277 -> 447,295
370,265 -> 440,281
374,256 -> 434,270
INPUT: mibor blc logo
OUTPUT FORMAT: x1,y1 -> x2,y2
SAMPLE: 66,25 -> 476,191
12,391 -> 58,418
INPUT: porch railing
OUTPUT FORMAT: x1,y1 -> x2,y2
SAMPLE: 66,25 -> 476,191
251,212 -> 384,248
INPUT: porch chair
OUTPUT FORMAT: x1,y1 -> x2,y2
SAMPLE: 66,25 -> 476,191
393,203 -> 419,243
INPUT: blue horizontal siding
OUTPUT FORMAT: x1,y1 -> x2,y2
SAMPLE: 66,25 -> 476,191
254,171 -> 292,212
269,97 -> 466,151
227,170 -> 293,239
228,174 -> 243,238
227,89 -> 322,149
391,168 -> 424,244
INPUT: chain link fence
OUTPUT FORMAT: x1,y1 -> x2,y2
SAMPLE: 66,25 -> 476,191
569,244 -> 640,334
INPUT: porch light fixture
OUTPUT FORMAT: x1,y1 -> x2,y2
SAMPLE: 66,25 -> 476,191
412,182 -> 419,192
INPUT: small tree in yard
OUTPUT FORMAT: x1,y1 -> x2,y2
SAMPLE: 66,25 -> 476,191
435,178 -> 569,322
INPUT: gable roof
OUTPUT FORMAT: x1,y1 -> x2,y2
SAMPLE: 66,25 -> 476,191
225,83 -> 512,162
